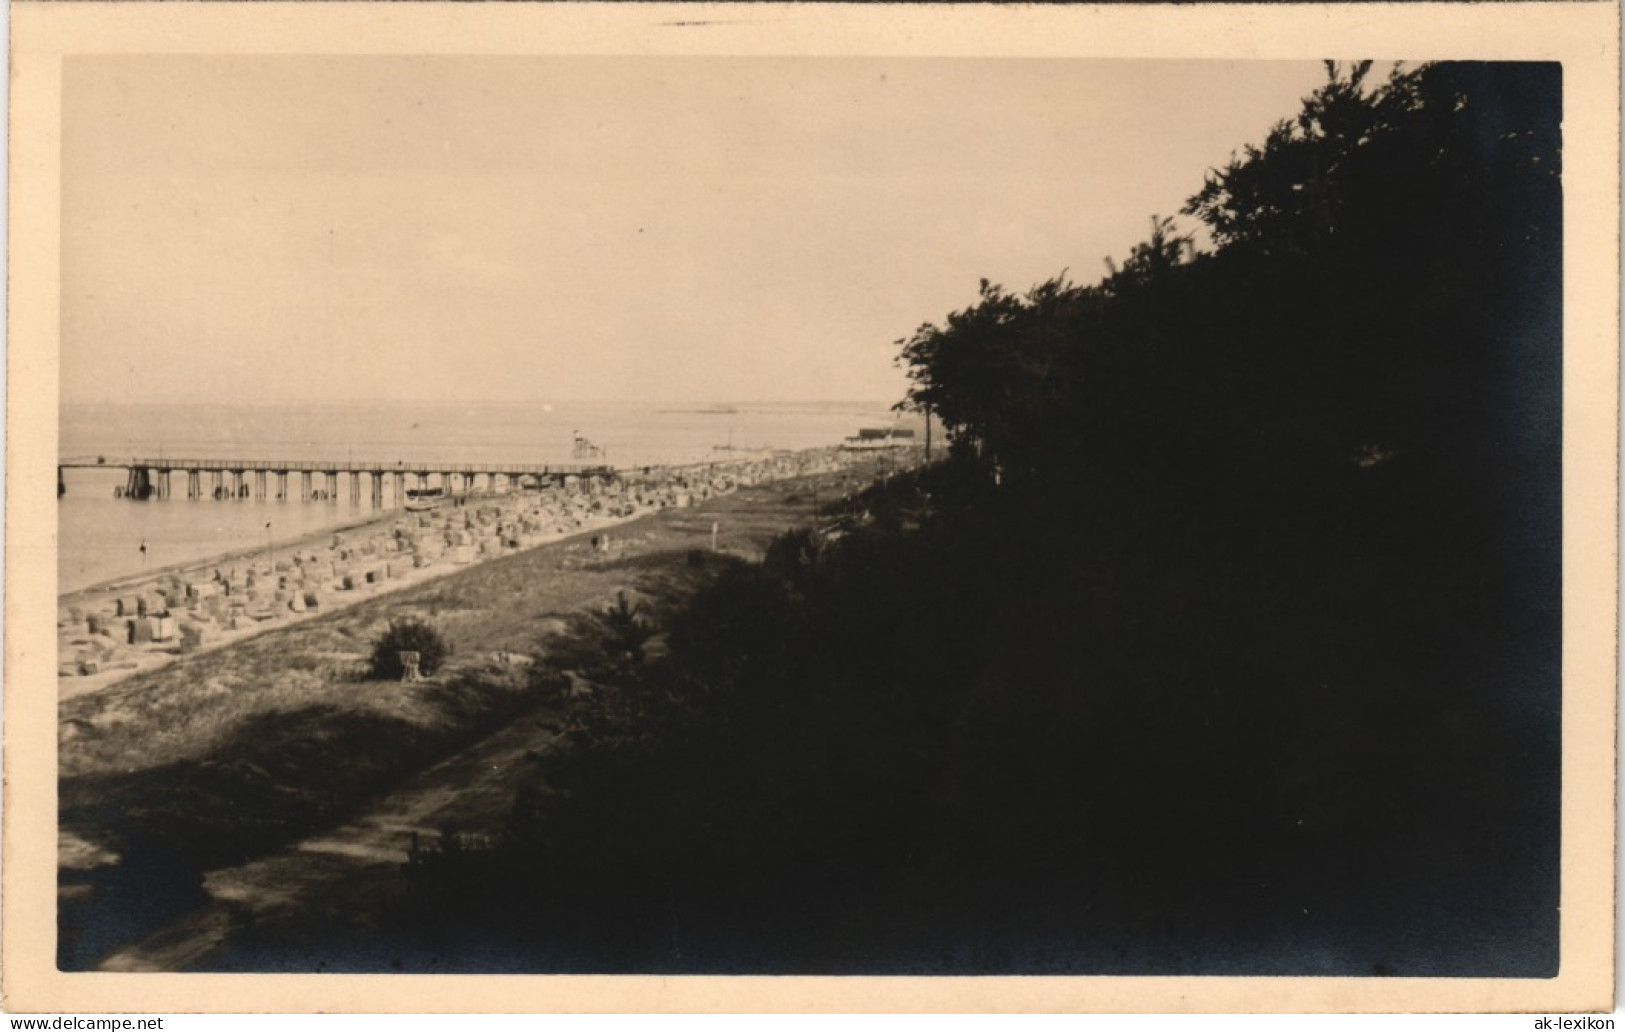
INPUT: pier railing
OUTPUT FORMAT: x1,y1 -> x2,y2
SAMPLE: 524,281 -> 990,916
62,458 -> 615,476
56,448 -> 839,502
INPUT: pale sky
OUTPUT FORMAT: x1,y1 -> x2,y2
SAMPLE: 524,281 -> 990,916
61,56 -> 1327,406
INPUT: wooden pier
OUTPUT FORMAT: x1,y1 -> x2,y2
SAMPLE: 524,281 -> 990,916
58,457 -> 617,505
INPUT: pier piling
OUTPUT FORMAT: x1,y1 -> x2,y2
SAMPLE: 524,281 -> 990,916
71,457 -> 617,506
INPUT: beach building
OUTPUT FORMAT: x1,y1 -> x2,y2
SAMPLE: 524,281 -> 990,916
841,428 -> 916,451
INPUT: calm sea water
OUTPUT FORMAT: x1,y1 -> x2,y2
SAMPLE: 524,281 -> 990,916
59,399 -> 905,594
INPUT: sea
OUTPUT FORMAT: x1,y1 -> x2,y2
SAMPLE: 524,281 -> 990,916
58,399 -> 908,595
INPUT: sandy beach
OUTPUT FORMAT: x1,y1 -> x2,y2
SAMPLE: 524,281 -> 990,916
56,448 -> 914,971
55,448 -> 866,700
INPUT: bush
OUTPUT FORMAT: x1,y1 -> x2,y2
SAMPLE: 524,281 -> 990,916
763,527 -> 821,589
370,618 -> 451,680
600,591 -> 655,664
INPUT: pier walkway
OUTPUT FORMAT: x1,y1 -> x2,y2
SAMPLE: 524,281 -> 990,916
59,457 -> 617,505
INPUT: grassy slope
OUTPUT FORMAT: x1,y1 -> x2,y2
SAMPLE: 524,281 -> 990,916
58,464 -> 879,969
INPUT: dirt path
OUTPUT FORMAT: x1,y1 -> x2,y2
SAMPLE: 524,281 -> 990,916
99,702 -> 564,972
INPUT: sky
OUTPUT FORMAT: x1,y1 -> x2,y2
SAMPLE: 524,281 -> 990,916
60,56 -> 1328,407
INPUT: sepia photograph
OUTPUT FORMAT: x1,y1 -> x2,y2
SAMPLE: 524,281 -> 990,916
5,1 -> 1618,1016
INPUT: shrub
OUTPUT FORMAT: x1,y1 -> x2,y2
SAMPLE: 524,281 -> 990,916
600,591 -> 655,664
370,618 -> 451,680
763,527 -> 821,589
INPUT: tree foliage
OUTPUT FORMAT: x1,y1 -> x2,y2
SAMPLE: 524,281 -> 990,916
397,62 -> 1561,977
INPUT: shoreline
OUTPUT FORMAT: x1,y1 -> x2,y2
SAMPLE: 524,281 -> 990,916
56,452 -> 785,603
60,509 -> 404,604
55,447 -> 887,699
56,453 -> 914,972
56,511 -> 631,702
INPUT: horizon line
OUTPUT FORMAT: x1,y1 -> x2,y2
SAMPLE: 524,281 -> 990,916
60,396 -> 909,409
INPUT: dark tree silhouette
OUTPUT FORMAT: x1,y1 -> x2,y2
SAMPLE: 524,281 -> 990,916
393,62 -> 1561,978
